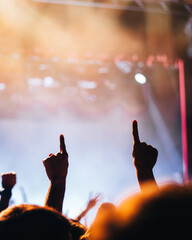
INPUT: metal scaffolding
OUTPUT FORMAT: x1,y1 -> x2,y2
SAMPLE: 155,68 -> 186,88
33,0 -> 191,15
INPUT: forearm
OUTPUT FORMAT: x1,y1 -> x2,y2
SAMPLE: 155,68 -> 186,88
0,188 -> 12,212
75,208 -> 89,222
44,180 -> 66,213
136,169 -> 158,192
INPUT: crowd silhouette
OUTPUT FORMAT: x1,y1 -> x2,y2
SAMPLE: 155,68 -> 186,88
0,120 -> 191,239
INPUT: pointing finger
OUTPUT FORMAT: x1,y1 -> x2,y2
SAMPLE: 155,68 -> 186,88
132,120 -> 140,144
60,134 -> 66,154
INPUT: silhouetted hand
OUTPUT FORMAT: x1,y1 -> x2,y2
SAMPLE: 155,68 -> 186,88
43,135 -> 69,212
132,120 -> 158,190
2,172 -> 16,190
132,120 -> 158,172
75,193 -> 100,222
43,135 -> 68,183
0,172 -> 16,212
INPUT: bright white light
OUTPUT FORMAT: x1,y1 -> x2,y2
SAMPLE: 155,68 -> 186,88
115,61 -> 132,74
44,76 -> 54,87
135,73 -> 146,84
78,80 -> 97,89
28,78 -> 42,86
39,64 -> 47,70
98,67 -> 109,74
0,83 -> 6,90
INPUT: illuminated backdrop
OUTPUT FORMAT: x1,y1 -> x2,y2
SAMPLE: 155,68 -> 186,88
0,0 -> 189,225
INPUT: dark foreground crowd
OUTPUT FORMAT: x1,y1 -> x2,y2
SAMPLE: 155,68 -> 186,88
0,120 -> 192,240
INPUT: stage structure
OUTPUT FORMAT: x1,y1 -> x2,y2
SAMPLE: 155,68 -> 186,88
0,1 -> 191,216
31,0 -> 192,180
33,0 -> 191,15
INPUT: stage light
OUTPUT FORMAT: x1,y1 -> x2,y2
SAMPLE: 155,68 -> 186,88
98,67 -> 109,74
135,73 -> 146,84
39,64 -> 47,71
0,83 -> 6,90
115,60 -> 132,74
78,80 -> 97,89
28,77 -> 42,86
44,76 -> 54,87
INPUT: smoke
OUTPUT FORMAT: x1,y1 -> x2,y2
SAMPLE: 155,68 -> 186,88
0,0 -> 144,57
0,0 -> 185,225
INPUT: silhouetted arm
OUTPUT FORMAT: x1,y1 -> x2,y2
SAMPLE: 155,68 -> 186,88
0,172 -> 16,212
75,194 -> 100,222
132,120 -> 158,191
43,135 -> 68,213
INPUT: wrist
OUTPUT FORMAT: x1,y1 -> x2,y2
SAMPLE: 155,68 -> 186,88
136,168 -> 154,182
50,178 -> 66,185
0,188 -> 12,198
136,168 -> 153,175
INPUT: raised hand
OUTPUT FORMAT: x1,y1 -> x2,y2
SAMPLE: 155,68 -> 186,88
75,193 -> 100,222
132,120 -> 158,189
1,172 -> 16,190
0,172 -> 16,212
87,194 -> 100,210
43,135 -> 69,212
132,120 -> 158,171
43,135 -> 68,182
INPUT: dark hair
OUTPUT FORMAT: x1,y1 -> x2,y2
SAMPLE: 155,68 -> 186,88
70,219 -> 87,240
81,184 -> 192,240
0,204 -> 72,240
114,183 -> 192,240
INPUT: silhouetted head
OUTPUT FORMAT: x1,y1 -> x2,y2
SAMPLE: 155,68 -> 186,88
0,204 -> 72,240
81,202 -> 117,240
70,219 -> 87,240
82,183 -> 192,240
113,183 -> 192,240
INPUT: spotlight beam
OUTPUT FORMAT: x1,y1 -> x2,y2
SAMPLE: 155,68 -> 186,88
142,84 -> 182,179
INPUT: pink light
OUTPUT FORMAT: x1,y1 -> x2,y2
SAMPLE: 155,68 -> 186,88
178,59 -> 189,182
